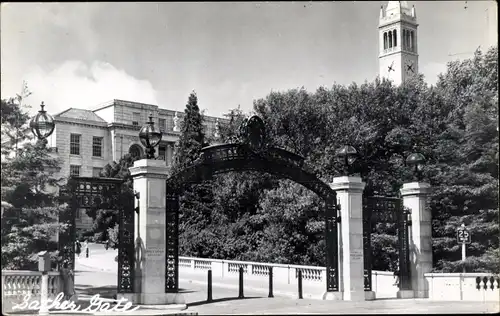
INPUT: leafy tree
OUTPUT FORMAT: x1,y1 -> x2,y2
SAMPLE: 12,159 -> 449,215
429,46 -> 499,272
167,47 -> 498,273
1,85 -> 32,157
1,97 -> 66,270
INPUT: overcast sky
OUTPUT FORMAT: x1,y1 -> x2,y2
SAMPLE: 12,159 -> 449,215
1,1 -> 497,117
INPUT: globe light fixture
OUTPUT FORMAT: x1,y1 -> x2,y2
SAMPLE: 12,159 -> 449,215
30,102 -> 55,140
139,113 -> 162,159
406,152 -> 426,182
336,145 -> 358,176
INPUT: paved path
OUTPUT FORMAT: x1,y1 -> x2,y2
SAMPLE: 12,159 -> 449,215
73,244 -> 499,315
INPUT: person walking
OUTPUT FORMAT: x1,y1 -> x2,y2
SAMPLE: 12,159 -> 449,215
84,239 -> 89,258
105,239 -> 109,250
393,259 -> 400,287
75,240 -> 81,258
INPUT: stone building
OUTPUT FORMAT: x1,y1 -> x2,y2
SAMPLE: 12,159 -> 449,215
46,99 -> 224,232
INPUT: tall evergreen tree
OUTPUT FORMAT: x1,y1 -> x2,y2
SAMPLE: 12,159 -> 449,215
171,92 -> 218,257
172,91 -> 208,173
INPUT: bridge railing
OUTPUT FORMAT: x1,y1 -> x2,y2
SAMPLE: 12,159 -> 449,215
1,270 -> 62,313
179,256 -> 499,301
178,256 -> 399,298
426,273 -> 499,301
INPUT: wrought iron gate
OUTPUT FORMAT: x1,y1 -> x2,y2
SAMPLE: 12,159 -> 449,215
362,196 -> 411,291
163,115 -> 339,294
59,177 -> 135,293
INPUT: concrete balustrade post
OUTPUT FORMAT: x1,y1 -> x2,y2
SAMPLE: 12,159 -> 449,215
330,176 -> 374,301
400,182 -> 432,299
38,251 -> 51,316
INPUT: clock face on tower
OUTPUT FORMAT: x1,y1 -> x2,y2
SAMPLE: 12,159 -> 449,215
388,61 -> 395,74
405,60 -> 415,76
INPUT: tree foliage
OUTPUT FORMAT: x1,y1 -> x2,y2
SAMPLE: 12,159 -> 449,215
1,97 -> 66,270
176,46 -> 498,273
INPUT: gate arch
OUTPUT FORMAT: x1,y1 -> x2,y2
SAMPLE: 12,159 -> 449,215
164,116 -> 340,295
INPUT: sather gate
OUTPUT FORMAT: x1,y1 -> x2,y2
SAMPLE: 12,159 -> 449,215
163,116 -> 341,293
59,115 -> 341,296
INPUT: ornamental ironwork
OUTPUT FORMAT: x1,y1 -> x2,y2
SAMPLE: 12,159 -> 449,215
239,115 -> 267,152
362,196 -> 411,292
164,115 -> 339,293
59,177 -> 135,294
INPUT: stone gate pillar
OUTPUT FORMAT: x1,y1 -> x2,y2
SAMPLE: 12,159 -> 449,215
330,176 -> 373,301
124,159 -> 184,306
400,182 -> 432,298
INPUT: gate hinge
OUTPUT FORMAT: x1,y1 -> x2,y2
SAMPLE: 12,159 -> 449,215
134,191 -> 140,214
337,216 -> 341,223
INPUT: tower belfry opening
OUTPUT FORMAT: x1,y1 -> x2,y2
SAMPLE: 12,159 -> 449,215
379,1 -> 419,85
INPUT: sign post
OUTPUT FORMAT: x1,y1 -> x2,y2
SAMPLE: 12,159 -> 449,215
456,224 -> 471,273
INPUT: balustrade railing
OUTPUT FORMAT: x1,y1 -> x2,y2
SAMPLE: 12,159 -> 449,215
295,268 -> 322,281
194,259 -> 212,270
426,273 -> 500,301
228,262 -> 248,274
2,270 -> 62,313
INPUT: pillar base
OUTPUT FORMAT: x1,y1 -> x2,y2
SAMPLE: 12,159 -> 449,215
413,290 -> 428,298
322,291 -> 343,300
118,293 -> 186,306
343,290 -> 366,301
397,290 -> 415,299
364,291 -> 376,301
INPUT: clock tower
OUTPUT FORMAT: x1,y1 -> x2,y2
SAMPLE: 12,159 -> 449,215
379,1 -> 419,85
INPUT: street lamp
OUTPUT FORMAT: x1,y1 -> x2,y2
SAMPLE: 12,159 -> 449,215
336,145 -> 358,176
139,113 -> 162,159
30,102 -> 55,140
406,152 -> 426,182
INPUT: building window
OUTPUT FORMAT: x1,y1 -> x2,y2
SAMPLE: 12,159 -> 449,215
410,30 -> 414,52
129,144 -> 143,159
159,118 -> 166,132
70,134 -> 81,155
159,146 -> 166,161
166,116 -> 174,131
92,137 -> 103,157
388,30 -> 393,48
393,29 -> 397,47
132,112 -> 140,126
70,165 -> 81,177
92,167 -> 103,177
383,32 -> 388,50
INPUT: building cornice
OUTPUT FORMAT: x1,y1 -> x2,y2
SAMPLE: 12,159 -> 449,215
107,122 -> 182,137
55,117 -> 108,129
379,50 -> 419,58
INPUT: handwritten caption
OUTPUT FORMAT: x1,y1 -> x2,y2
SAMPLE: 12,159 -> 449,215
12,292 -> 140,313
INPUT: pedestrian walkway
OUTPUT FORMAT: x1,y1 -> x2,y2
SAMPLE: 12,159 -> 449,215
73,248 -> 499,315
76,252 -> 316,299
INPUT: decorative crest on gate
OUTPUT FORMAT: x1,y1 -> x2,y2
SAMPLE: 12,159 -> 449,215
239,115 -> 267,153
